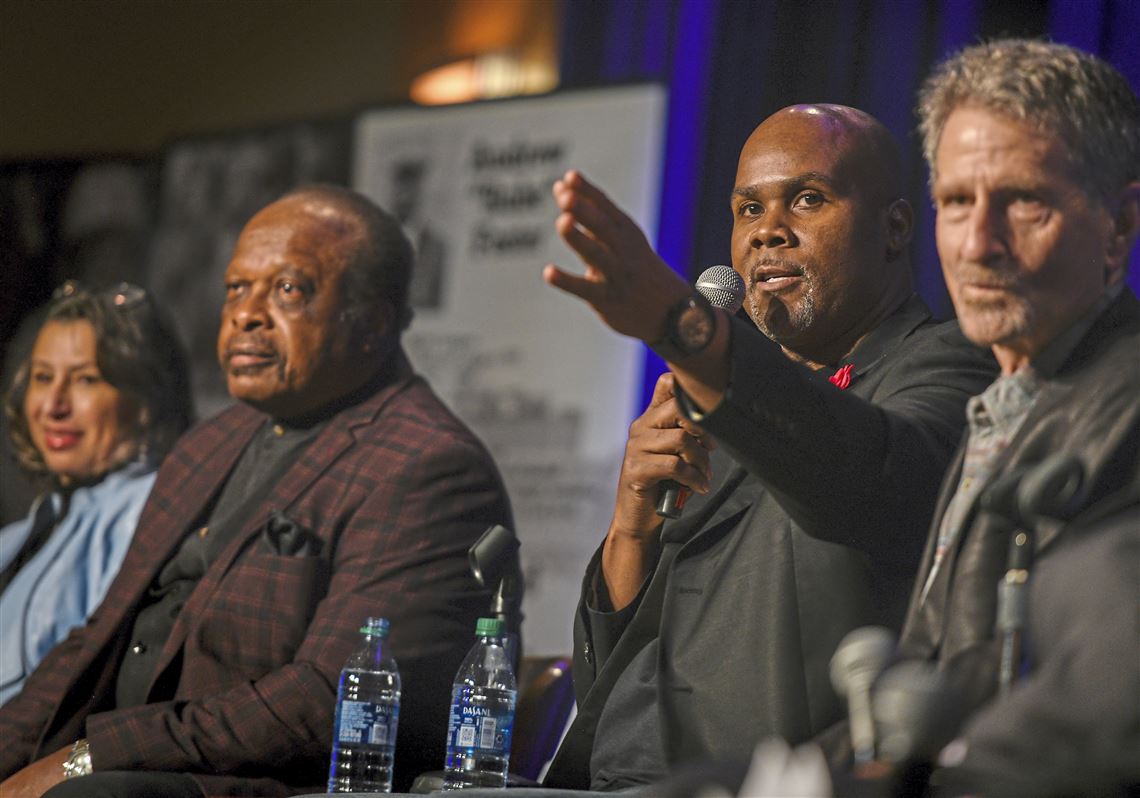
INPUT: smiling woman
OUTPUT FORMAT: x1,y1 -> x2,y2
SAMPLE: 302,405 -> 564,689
0,284 -> 193,705
23,321 -> 139,485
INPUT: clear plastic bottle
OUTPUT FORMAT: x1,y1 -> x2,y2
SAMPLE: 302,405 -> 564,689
441,617 -> 518,790
327,617 -> 401,793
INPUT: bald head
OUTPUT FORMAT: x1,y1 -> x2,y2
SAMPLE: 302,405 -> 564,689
751,104 -> 905,206
218,186 -> 415,419
275,185 -> 416,333
729,104 -> 914,365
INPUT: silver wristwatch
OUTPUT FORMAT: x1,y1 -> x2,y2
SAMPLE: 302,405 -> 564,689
62,738 -> 92,779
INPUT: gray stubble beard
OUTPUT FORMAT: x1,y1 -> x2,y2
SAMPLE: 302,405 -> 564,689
748,278 -> 817,344
956,291 -> 1036,349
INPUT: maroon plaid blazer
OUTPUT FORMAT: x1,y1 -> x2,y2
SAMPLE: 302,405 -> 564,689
0,357 -> 514,796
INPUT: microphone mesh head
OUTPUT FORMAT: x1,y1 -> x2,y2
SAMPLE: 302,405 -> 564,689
830,625 -> 896,695
695,265 -> 745,312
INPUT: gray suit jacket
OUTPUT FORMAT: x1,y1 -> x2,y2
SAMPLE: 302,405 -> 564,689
544,297 -> 997,789
894,290 -> 1140,782
940,500 -> 1140,796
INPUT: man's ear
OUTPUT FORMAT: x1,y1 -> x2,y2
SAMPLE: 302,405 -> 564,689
885,198 -> 914,262
1105,181 -> 1140,287
339,296 -> 394,351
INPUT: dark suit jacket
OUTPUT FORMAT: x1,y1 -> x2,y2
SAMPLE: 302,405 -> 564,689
544,297 -> 997,789
938,501 -> 1140,796
898,289 -> 1140,737
0,352 -> 515,796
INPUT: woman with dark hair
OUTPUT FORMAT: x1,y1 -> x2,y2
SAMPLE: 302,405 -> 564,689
0,282 -> 193,705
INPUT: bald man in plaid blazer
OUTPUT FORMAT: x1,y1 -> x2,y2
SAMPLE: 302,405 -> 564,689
0,186 -> 514,797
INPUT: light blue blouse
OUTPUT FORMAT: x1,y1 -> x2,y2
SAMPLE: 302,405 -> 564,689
0,461 -> 156,705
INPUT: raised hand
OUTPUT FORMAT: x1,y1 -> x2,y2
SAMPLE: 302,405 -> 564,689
544,170 -> 691,342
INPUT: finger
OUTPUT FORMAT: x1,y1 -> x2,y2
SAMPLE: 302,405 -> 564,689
555,191 -> 627,253
676,416 -> 716,450
647,373 -> 676,408
633,426 -> 711,469
631,396 -> 688,438
556,211 -> 617,269
556,172 -> 645,253
629,452 -> 712,493
561,170 -> 625,218
669,428 -> 713,474
543,264 -> 606,305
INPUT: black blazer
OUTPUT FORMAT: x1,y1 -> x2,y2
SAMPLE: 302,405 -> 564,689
545,297 -> 998,789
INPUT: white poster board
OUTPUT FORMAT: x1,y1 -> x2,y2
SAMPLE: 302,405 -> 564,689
354,85 -> 666,654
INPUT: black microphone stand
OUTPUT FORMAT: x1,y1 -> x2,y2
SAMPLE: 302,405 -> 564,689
979,455 -> 1085,696
468,524 -> 522,674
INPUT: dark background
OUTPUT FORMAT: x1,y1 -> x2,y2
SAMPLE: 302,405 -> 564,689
2,0 -> 1138,524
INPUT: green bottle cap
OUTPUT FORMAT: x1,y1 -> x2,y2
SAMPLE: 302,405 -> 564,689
476,617 -> 505,637
360,617 -> 390,637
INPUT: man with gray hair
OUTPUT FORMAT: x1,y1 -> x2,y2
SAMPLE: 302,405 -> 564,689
886,39 -> 1140,794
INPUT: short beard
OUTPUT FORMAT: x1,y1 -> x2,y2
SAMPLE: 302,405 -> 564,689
748,280 -> 817,344
956,293 -> 1036,348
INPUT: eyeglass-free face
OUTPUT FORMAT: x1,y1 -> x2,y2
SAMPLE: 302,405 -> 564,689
24,319 -> 140,484
217,196 -> 380,420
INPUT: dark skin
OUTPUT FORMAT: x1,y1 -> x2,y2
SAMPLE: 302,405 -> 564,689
1,192 -> 392,798
544,105 -> 914,608
0,746 -> 70,798
218,194 -> 391,421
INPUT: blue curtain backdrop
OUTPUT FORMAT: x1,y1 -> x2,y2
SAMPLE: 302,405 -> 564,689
558,0 -> 1140,411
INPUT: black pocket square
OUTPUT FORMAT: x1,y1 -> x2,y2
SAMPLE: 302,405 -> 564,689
261,510 -> 323,557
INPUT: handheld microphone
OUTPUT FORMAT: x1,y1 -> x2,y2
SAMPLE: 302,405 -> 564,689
656,265 -> 745,519
830,626 -> 896,766
871,660 -> 964,766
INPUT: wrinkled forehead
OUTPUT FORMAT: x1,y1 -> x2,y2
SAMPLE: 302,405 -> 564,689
933,104 -> 1083,179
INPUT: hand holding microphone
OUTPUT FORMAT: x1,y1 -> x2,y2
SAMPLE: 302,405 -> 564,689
612,374 -> 716,537
656,265 -> 745,518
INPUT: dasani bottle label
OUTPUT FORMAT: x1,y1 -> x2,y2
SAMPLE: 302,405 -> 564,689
334,699 -> 398,746
446,685 -> 513,754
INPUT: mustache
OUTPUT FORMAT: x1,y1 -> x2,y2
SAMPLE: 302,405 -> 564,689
953,264 -> 1020,290
747,257 -> 806,287
222,336 -> 279,360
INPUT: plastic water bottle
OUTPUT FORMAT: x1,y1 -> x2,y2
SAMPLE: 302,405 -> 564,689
327,617 -> 401,793
441,617 -> 518,790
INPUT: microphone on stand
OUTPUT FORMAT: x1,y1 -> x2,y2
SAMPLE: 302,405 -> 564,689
979,454 -> 1086,696
830,626 -> 896,766
468,524 -> 522,673
656,265 -> 746,519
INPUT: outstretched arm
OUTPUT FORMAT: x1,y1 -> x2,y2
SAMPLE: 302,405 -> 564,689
544,170 -> 733,411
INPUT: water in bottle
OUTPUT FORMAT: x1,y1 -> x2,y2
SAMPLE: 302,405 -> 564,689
327,617 -> 401,793
441,617 -> 518,790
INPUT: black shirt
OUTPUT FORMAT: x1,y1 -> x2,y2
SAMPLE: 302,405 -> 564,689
114,417 -> 326,709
